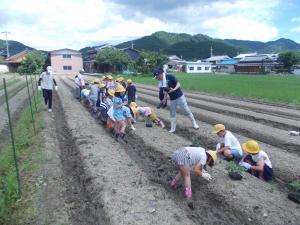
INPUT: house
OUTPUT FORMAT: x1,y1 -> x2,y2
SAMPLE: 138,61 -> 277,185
184,61 -> 212,73
205,55 -> 231,64
215,59 -> 239,73
233,53 -> 257,60
50,48 -> 83,74
167,55 -> 186,72
235,55 -> 278,73
122,47 -> 140,61
293,65 -> 300,75
5,49 -> 31,72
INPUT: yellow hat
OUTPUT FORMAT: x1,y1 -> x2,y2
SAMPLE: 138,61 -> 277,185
206,150 -> 217,163
99,83 -> 106,88
129,102 -> 138,116
101,75 -> 106,80
116,77 -> 124,82
107,89 -> 115,97
242,140 -> 260,154
212,124 -> 225,134
115,84 -> 125,92
106,75 -> 113,80
127,79 -> 132,84
93,79 -> 100,84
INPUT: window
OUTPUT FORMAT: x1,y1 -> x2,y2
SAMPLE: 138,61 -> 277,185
205,67 -> 210,71
63,66 -> 72,70
189,66 -> 194,71
62,54 -> 71,58
197,67 -> 202,71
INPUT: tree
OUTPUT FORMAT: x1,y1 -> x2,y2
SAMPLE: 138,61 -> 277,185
135,51 -> 168,74
95,48 -> 132,72
17,50 -> 46,74
278,51 -> 300,72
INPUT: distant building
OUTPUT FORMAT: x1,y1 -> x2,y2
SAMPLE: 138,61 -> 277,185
205,55 -> 231,64
5,49 -> 31,72
50,48 -> 83,74
235,55 -> 278,73
167,55 -> 185,72
233,53 -> 257,60
215,59 -> 239,73
122,47 -> 140,61
184,61 -> 212,73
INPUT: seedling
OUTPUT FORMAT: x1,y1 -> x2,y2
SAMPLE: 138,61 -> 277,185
288,180 -> 300,193
226,161 -> 246,174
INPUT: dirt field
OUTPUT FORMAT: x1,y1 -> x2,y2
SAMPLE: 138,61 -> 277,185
37,75 -> 300,225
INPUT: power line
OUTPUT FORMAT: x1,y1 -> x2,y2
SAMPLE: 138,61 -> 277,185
1,31 -> 10,58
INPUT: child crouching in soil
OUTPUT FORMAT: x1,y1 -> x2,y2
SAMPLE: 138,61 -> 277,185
239,140 -> 273,181
129,102 -> 165,128
170,146 -> 217,199
99,89 -> 114,125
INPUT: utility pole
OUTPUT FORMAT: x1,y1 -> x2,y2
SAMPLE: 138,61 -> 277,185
131,41 -> 134,49
1,31 -> 10,58
210,45 -> 213,58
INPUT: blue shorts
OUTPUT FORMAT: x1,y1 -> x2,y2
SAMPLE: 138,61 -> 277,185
230,149 -> 242,161
89,97 -> 97,105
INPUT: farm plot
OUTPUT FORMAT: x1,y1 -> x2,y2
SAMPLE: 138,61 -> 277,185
58,75 -> 300,225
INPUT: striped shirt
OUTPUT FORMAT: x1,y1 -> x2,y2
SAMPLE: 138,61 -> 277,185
172,147 -> 207,167
100,98 -> 113,110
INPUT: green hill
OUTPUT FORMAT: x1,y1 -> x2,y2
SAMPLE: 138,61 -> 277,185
0,39 -> 34,56
116,31 -> 300,60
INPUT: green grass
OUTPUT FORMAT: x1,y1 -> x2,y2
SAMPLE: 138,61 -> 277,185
125,72 -> 300,105
0,93 -> 43,225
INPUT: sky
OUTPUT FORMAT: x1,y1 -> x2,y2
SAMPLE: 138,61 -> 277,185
0,0 -> 299,51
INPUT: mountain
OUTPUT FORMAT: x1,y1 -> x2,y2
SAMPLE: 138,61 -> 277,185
0,39 -> 34,57
115,31 -> 300,60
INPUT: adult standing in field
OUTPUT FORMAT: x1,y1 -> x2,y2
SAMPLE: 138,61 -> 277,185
126,79 -> 136,105
38,66 -> 58,112
76,69 -> 85,100
153,68 -> 199,133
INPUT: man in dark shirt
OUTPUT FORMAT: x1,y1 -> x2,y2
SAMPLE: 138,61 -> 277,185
153,68 -> 199,133
126,79 -> 136,105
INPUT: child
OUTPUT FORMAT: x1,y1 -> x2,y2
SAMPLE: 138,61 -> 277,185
126,79 -> 136,105
113,84 -> 135,143
239,140 -> 273,181
213,124 -> 243,162
170,146 -> 217,199
99,89 -> 114,125
88,79 -> 100,113
105,74 -> 115,90
96,83 -> 106,109
129,102 -> 165,128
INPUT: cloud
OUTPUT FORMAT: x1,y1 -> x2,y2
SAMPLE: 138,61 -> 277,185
0,0 -> 282,50
291,26 -> 300,32
291,17 -> 300,22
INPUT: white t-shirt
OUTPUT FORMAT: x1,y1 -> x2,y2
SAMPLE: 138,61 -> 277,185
75,76 -> 80,87
251,150 -> 272,168
77,74 -> 85,86
222,131 -> 242,155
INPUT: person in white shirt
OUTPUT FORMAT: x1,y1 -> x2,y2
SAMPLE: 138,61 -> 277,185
38,66 -> 57,112
213,124 -> 243,161
76,69 -> 85,100
239,140 -> 273,181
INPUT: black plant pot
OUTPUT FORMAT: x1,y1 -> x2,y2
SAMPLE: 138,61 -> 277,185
228,171 -> 243,180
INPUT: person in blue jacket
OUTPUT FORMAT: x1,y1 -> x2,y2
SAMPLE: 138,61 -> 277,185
153,68 -> 199,133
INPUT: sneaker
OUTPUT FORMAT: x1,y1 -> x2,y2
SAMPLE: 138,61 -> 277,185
131,125 -> 136,130
185,188 -> 192,199
48,109 -> 52,112
160,121 -> 165,129
169,179 -> 180,190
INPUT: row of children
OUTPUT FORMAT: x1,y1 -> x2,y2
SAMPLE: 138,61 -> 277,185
76,74 -> 165,143
170,123 -> 273,199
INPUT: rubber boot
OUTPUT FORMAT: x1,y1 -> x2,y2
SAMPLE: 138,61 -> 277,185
169,117 -> 176,133
188,113 -> 199,129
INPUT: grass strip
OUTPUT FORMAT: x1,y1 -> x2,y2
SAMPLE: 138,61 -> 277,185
0,94 -> 43,225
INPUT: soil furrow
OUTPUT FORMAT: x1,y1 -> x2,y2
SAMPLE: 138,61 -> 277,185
137,92 -> 300,154
62,76 -> 300,225
52,91 -> 110,225
138,88 -> 300,131
58,76 -> 198,225
136,83 -> 300,120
